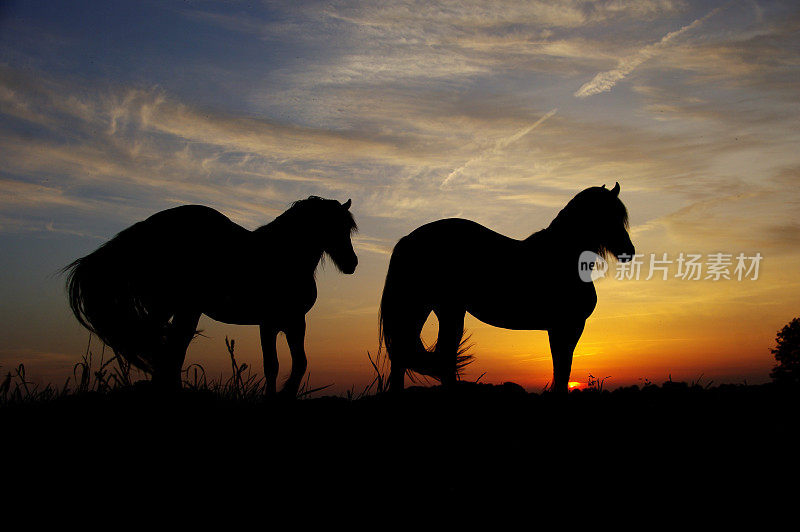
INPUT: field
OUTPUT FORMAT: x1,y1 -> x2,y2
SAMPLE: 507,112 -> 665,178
2,351 -> 797,514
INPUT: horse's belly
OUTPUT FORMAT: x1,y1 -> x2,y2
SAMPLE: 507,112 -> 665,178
467,304 -> 550,331
201,285 -> 316,326
466,286 -> 596,331
203,305 -> 263,326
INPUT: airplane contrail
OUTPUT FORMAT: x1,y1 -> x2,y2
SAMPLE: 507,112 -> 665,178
574,7 -> 721,98
441,108 -> 558,187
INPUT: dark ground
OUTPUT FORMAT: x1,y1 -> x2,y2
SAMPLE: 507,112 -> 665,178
2,381 -> 798,515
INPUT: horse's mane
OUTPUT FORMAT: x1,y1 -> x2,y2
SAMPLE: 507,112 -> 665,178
549,186 -> 628,230
527,186 -> 629,257
254,196 -> 358,236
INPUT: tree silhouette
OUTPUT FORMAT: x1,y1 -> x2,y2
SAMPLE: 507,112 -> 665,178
770,317 -> 800,386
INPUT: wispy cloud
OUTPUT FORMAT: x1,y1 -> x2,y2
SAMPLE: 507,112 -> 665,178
441,108 -> 557,187
322,1 -> 685,36
352,234 -> 393,255
574,7 -> 722,98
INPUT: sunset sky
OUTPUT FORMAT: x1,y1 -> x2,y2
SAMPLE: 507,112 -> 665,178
1,0 -> 798,393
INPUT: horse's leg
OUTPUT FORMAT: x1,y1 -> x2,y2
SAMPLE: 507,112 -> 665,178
281,317 -> 307,398
260,323 -> 279,395
154,310 -> 201,391
388,359 -> 405,393
388,306 -> 430,393
548,321 -> 585,393
434,306 -> 465,387
174,310 -> 201,383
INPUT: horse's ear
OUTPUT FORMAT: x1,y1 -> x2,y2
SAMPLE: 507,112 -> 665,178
611,182 -> 620,196
602,184 -> 606,189
342,198 -> 352,210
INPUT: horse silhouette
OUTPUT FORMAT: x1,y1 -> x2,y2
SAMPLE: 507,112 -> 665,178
65,196 -> 358,394
379,183 -> 633,393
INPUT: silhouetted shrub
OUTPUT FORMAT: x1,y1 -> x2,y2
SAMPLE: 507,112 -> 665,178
770,317 -> 800,386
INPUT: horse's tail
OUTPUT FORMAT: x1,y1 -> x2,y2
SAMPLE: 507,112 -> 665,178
63,223 -> 167,374
379,239 -> 472,382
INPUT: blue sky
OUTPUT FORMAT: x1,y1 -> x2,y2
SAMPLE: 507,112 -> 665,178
2,1 -> 799,391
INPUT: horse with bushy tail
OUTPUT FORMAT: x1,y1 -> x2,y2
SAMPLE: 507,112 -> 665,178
379,183 -> 633,393
65,197 -> 358,394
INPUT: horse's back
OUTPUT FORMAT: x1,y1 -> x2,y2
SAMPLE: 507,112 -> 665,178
143,205 -> 245,237
128,205 -> 248,256
90,205 -> 250,296
402,218 -> 516,250
396,218 -> 520,266
388,218 -> 523,294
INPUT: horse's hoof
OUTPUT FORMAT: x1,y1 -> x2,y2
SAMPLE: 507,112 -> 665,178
277,389 -> 298,401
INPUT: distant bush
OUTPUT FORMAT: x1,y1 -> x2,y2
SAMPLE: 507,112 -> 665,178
770,317 -> 800,386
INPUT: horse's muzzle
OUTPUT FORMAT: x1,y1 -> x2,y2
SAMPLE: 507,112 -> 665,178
343,258 -> 358,274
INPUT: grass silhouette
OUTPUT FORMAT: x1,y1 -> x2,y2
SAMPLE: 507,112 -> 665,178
1,333 -> 795,408
2,334 -> 797,504
0,334 -> 341,405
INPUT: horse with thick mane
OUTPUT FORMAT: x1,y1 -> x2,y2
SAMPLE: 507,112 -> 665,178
65,196 -> 358,394
379,183 -> 634,393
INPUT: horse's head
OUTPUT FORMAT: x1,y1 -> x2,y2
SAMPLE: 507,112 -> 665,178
552,182 -> 635,261
322,198 -> 359,274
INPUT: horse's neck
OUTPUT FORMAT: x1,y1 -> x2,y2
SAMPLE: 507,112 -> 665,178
535,224 -> 597,258
252,226 -> 324,270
